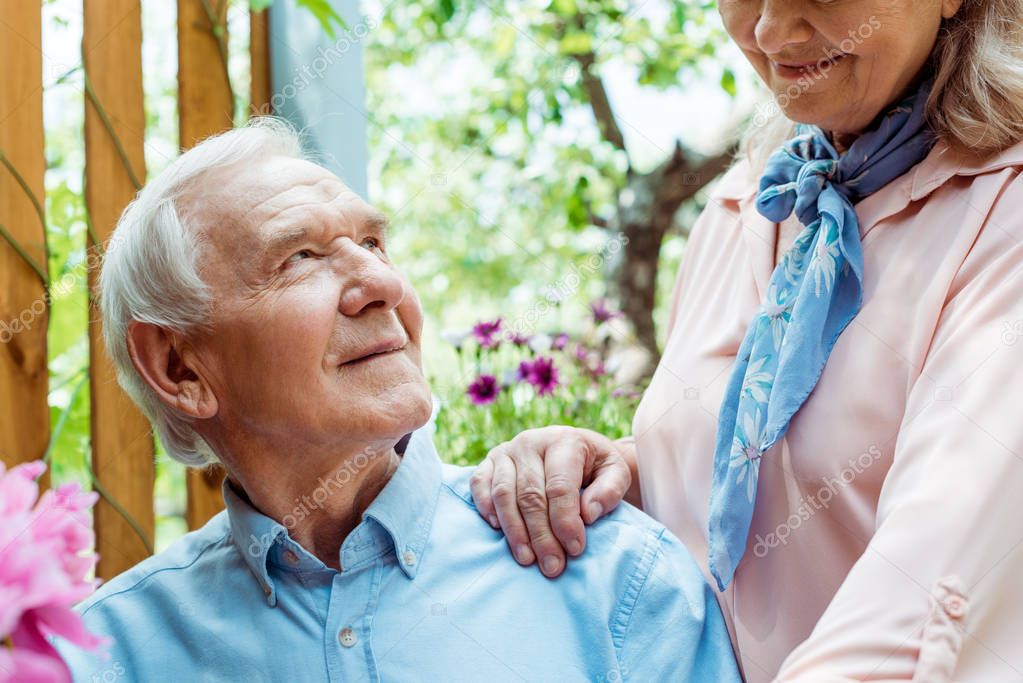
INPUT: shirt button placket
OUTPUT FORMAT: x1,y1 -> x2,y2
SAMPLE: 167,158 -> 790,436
325,564 -> 378,682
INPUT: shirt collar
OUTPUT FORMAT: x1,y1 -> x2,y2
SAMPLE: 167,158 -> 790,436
223,429 -> 442,607
358,429 -> 442,580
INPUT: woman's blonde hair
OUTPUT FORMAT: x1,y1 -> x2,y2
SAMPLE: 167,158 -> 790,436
743,0 -> 1023,172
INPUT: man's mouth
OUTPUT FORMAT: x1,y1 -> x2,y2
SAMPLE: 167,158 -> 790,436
341,337 -> 408,366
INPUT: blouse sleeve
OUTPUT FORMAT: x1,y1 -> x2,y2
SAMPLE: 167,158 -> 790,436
774,175 -> 1023,681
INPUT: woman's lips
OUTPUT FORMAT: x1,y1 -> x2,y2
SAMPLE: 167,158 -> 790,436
771,53 -> 847,80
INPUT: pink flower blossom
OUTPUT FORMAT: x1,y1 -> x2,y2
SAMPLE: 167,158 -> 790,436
0,461 -> 106,683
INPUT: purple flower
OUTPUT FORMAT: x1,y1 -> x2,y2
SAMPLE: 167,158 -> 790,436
467,375 -> 500,405
521,356 -> 560,396
612,387 -> 642,400
572,344 -> 607,379
551,332 -> 570,351
590,298 -> 623,325
510,332 -> 532,347
516,360 -> 533,382
472,318 -> 503,349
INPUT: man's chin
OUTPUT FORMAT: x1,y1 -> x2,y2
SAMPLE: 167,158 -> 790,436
341,378 -> 432,433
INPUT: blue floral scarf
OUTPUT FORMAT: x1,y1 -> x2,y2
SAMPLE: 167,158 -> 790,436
707,78 -> 936,591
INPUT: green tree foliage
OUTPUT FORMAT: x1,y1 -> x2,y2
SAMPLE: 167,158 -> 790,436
366,0 -> 737,374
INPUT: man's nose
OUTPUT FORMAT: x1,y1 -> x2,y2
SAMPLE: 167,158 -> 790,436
754,0 -> 814,57
336,247 -> 405,317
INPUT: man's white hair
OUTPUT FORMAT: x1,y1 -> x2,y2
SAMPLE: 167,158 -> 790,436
100,117 -> 304,467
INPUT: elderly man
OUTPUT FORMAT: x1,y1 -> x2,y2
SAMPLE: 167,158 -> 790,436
56,120 -> 739,682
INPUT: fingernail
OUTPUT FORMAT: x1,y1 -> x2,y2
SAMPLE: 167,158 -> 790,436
567,539 -> 583,556
515,545 -> 534,565
541,556 -> 561,575
586,502 -> 603,522
488,515 -> 499,528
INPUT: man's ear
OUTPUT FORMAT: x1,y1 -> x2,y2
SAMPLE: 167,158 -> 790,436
126,321 -> 218,420
941,0 -> 964,19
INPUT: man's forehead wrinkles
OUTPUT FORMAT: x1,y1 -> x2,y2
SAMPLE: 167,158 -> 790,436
242,175 -> 347,222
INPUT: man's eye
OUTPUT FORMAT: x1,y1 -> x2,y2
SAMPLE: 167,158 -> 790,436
285,249 -> 314,264
361,237 -> 385,257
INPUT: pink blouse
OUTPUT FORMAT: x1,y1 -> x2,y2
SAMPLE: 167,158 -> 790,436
631,139 -> 1023,681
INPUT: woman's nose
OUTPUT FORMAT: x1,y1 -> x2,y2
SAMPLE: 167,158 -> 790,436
337,247 -> 405,317
754,0 -> 815,57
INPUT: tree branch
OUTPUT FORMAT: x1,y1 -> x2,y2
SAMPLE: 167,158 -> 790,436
652,141 -> 738,231
574,51 -> 628,157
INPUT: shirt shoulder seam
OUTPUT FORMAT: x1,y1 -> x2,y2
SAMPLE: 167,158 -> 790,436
80,529 -> 232,617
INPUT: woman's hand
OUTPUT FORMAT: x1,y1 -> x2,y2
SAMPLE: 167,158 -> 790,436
470,426 -> 634,578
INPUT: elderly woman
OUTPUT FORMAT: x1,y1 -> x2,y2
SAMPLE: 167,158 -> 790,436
472,0 -> 1023,680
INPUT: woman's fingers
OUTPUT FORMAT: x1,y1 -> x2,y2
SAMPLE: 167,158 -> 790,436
469,451 -> 500,528
543,439 -> 588,558
579,448 -> 632,525
491,452 -> 536,567
514,447 -> 568,578
471,426 -> 632,578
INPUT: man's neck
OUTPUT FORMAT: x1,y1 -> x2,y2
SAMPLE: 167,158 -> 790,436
223,443 -> 402,570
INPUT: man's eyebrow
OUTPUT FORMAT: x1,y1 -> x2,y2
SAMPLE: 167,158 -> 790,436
261,226 -> 319,258
365,212 -> 390,234
261,212 -> 390,259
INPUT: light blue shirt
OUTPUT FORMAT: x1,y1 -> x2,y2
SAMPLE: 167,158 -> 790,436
58,431 -> 739,682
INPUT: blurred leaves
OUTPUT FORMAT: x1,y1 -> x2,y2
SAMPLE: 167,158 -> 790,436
249,0 -> 349,37
366,0 -> 729,353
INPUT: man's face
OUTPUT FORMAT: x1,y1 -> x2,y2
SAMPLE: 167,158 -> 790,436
185,156 -> 432,457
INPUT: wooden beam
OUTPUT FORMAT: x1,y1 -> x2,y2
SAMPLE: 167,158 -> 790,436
178,0 -> 232,528
250,8 -> 272,116
83,0 -> 155,580
0,2 -> 49,482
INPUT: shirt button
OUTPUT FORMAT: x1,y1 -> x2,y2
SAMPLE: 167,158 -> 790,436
944,595 -> 967,619
283,550 -> 299,566
402,550 -> 417,566
338,627 -> 358,648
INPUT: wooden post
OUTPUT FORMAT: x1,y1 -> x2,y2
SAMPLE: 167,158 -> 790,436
250,8 -> 272,116
0,3 -> 49,480
178,0 -> 232,528
83,0 -> 155,579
